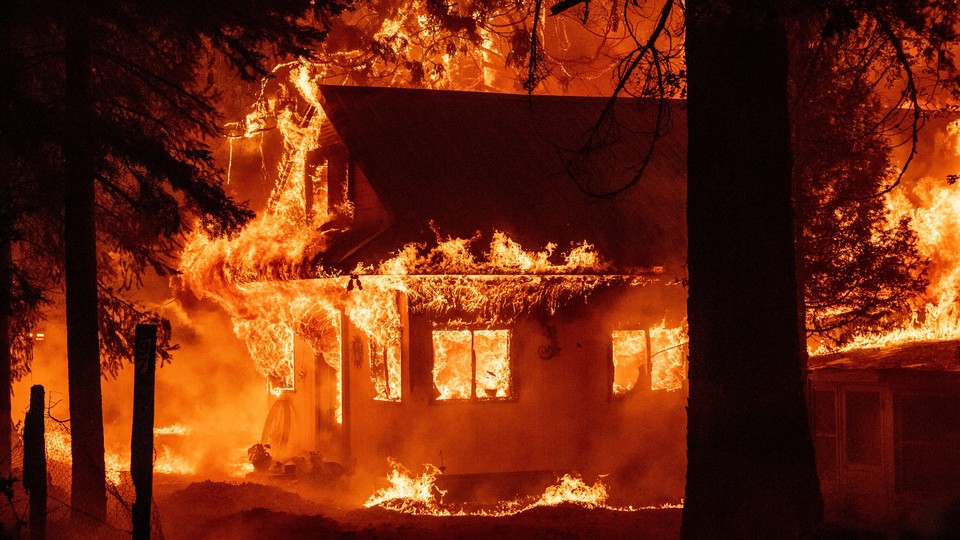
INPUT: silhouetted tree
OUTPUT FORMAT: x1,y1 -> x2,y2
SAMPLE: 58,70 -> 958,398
4,0 -> 350,524
683,1 -> 822,536
682,0 -> 960,536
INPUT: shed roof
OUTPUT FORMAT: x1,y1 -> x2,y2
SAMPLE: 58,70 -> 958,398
314,85 -> 687,272
809,339 -> 960,372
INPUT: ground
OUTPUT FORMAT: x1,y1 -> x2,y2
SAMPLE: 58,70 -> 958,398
154,480 -> 682,540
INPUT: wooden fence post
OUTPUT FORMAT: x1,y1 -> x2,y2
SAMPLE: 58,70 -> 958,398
131,324 -> 156,539
23,384 -> 46,540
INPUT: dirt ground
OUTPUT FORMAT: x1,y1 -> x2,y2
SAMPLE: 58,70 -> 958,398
154,480 -> 682,540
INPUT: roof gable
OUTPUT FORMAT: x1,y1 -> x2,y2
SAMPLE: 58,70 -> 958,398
317,85 -> 687,270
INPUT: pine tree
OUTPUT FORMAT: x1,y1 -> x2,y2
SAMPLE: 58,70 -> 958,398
3,0 -> 351,524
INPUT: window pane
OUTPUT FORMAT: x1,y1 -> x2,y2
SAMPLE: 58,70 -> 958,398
612,330 -> 646,395
474,330 -> 512,399
650,326 -> 685,392
433,330 -> 473,400
899,394 -> 960,441
845,391 -> 881,465
814,390 -> 837,436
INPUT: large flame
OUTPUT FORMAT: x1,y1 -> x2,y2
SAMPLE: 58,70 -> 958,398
818,119 -> 960,353
42,424 -> 197,486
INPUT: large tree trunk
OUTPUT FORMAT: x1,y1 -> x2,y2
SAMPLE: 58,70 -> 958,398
0,214 -> 12,479
682,1 -> 822,538
63,14 -> 107,525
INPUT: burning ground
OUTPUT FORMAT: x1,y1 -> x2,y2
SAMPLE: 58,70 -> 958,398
154,473 -> 683,540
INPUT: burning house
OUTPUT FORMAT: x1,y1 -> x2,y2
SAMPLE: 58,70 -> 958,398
182,82 -> 690,503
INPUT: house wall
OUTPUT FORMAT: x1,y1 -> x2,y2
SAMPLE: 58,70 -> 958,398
343,281 -> 688,504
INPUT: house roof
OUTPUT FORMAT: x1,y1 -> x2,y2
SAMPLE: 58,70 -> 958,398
314,85 -> 687,272
808,339 -> 960,372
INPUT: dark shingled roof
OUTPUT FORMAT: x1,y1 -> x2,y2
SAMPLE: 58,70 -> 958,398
808,339 -> 960,372
314,85 -> 687,272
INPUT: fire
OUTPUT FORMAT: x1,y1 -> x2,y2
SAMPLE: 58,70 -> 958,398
364,459 -> 447,514
154,423 -> 191,436
526,474 -> 610,509
650,322 -> 687,391
180,64 -> 652,429
432,329 -> 512,400
612,321 -> 688,394
363,459 -> 677,516
817,121 -> 960,353
180,48 -> 687,476
43,424 -> 198,483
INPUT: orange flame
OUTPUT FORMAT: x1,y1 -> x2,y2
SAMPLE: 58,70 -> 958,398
363,459 -> 680,516
818,120 -> 960,353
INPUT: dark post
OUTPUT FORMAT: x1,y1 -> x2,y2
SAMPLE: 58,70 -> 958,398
131,324 -> 156,539
23,385 -> 46,540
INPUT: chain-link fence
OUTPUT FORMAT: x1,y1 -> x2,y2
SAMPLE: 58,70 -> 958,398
0,418 -> 164,539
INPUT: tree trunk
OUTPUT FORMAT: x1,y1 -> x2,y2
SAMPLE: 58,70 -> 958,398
63,14 -> 107,525
682,1 -> 822,538
0,213 -> 12,479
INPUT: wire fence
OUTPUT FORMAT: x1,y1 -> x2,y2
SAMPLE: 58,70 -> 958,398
0,419 -> 165,539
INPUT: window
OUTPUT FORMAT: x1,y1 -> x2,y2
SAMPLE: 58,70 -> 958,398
433,329 -> 512,400
612,330 -> 647,395
811,389 -> 839,484
369,340 -> 401,402
895,393 -> 960,493
611,326 -> 686,394
844,391 -> 881,465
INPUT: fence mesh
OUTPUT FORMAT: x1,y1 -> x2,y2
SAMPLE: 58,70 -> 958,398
0,418 -> 165,539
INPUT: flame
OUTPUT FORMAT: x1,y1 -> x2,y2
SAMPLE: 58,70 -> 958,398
817,121 -> 960,353
154,423 -> 191,436
432,329 -> 512,400
612,329 -> 646,395
650,322 -> 687,391
363,459 -> 447,513
43,426 -> 196,485
526,474 -> 610,509
612,322 -> 687,394
181,53 -> 684,469
363,459 -> 680,516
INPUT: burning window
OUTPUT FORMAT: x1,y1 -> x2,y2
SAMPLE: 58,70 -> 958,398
612,330 -> 647,395
432,329 -> 512,400
649,326 -> 686,392
369,342 -> 401,402
611,325 -> 686,394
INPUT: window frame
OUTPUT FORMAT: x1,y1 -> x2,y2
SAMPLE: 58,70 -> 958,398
430,326 -> 515,403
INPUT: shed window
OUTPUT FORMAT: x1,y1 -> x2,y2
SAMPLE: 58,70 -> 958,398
845,391 -> 882,465
895,393 -> 960,493
811,389 -> 839,484
433,329 -> 512,400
